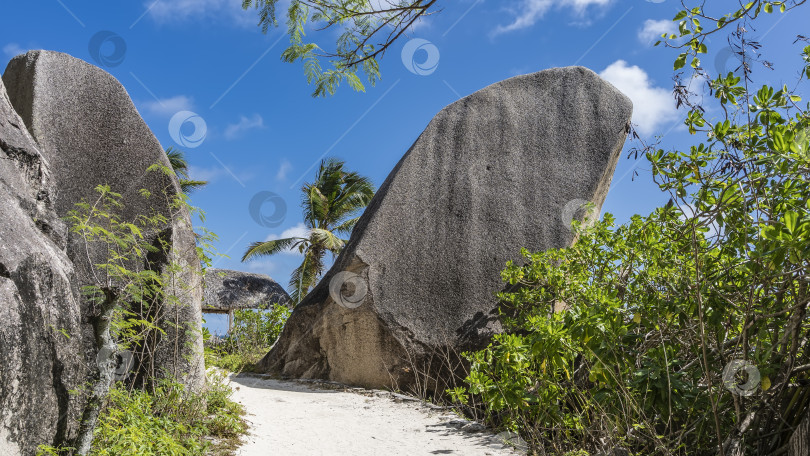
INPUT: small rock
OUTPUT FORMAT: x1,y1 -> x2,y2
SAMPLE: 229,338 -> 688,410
203,269 -> 291,312
461,422 -> 487,433
446,419 -> 470,429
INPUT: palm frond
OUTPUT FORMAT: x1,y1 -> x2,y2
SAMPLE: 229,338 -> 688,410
288,249 -> 322,304
180,179 -> 208,194
241,237 -> 307,262
166,147 -> 208,194
304,185 -> 330,227
243,157 -> 374,304
310,228 -> 345,253
166,147 -> 189,180
332,216 -> 360,236
331,192 -> 374,221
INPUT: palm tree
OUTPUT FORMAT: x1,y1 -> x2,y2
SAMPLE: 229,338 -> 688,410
241,158 -> 375,304
166,147 -> 208,194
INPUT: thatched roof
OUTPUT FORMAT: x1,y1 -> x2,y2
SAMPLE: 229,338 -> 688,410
202,268 -> 291,312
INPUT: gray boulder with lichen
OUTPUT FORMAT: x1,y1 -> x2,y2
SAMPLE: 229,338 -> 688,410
260,66 -> 633,390
3,50 -> 205,391
0,76 -> 85,456
203,269 -> 291,312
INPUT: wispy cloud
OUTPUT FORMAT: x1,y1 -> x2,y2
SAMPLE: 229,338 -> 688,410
144,0 -> 257,27
139,95 -> 194,117
187,164 -> 225,182
599,60 -> 679,137
3,43 -> 29,58
276,159 -> 292,181
225,114 -> 265,140
492,0 -> 613,35
638,19 -> 677,45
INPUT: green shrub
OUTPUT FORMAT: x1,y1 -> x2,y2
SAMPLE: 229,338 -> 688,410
454,4 -> 810,455
38,371 -> 247,456
205,303 -> 290,372
92,371 -> 245,456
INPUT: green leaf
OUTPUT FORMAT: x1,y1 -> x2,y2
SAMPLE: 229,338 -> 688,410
675,53 -> 688,70
784,211 -> 799,235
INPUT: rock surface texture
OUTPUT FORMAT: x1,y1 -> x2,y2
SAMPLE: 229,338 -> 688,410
0,77 -> 85,456
203,269 -> 292,312
3,51 -> 205,391
260,67 -> 633,389
789,413 -> 810,456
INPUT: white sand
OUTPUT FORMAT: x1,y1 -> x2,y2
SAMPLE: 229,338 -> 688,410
229,374 -> 526,456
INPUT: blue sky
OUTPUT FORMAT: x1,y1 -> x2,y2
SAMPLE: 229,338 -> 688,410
3,1 -> 807,334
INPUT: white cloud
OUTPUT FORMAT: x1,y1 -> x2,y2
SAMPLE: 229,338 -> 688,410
599,60 -> 679,137
638,19 -> 676,45
245,259 -> 279,274
145,0 -> 257,27
139,95 -> 194,117
264,223 -> 310,255
276,159 -> 292,181
493,0 -> 612,35
3,43 -> 28,58
225,114 -> 265,140
267,223 -> 310,241
187,164 -> 225,183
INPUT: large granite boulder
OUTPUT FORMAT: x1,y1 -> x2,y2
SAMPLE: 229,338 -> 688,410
0,78 -> 85,455
203,269 -> 291,312
260,67 -> 633,389
3,51 -> 205,391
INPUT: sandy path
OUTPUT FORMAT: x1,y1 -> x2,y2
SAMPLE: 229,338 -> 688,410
229,374 -> 526,456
